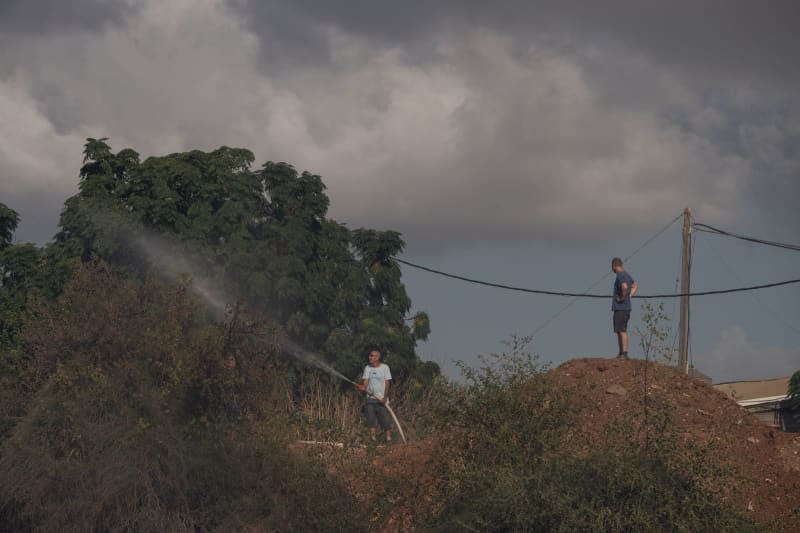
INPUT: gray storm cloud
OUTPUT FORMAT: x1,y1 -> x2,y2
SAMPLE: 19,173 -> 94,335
1,0 -> 798,246
0,0 -> 133,36
226,0 -> 800,82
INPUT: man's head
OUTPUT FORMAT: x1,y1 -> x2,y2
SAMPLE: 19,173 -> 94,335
368,350 -> 381,367
611,257 -> 623,273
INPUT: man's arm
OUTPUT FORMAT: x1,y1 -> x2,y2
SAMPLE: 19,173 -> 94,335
382,379 -> 390,403
355,368 -> 368,391
630,282 -> 638,298
618,282 -> 628,301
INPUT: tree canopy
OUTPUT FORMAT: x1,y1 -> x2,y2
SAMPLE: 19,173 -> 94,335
6,138 -> 434,381
0,138 -> 434,529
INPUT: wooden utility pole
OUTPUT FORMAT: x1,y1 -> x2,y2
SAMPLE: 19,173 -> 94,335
677,207 -> 692,374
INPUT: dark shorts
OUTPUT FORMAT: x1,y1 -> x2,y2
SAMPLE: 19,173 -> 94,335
613,310 -> 631,333
365,401 -> 392,431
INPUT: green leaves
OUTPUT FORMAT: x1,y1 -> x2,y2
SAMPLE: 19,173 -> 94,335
635,302 -> 673,363
50,139 -> 433,383
789,370 -> 800,412
0,203 -> 20,249
411,311 -> 431,341
0,261 -> 359,531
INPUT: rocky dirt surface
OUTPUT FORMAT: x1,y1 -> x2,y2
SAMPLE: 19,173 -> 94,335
550,358 -> 800,530
313,358 -> 800,531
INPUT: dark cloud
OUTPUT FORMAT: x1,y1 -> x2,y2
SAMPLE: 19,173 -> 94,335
225,0 -> 442,55
224,1 -> 800,238
3,0 -> 799,248
0,0 -> 134,35
0,0 -> 137,81
0,0 -> 796,388
740,121 -> 800,242
227,0 -> 800,81
223,1 -> 333,71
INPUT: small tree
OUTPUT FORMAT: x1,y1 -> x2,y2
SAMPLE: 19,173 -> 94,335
789,370 -> 800,417
634,302 -> 674,363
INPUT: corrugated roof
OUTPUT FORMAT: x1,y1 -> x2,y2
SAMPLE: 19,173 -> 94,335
737,395 -> 788,407
713,377 -> 790,401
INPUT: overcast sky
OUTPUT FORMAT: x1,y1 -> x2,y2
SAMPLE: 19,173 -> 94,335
2,0 -> 798,382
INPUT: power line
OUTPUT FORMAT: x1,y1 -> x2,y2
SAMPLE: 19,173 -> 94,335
625,214 -> 684,264
699,231 -> 800,337
693,222 -> 800,252
529,213 -> 682,338
394,257 -> 800,298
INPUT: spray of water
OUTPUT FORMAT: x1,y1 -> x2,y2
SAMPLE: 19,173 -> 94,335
282,336 -> 407,443
133,234 -> 229,319
281,336 -> 354,384
130,231 -> 408,443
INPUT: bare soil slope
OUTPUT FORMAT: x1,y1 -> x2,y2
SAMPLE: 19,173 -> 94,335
550,358 -> 800,528
332,358 -> 800,531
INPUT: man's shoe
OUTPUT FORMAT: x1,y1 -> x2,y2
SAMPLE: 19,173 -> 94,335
616,353 -> 629,359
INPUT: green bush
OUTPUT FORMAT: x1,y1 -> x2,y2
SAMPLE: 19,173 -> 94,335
428,337 -> 759,532
0,261 -> 359,531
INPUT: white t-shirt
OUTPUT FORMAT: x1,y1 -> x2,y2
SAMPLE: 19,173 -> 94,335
362,363 -> 392,400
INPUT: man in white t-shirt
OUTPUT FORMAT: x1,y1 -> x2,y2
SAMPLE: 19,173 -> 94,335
355,350 -> 393,442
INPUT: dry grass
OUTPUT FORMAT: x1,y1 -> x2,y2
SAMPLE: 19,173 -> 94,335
291,374 -> 363,443
288,372 -> 453,445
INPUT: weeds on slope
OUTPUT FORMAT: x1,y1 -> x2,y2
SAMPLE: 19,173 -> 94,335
424,336 -> 760,532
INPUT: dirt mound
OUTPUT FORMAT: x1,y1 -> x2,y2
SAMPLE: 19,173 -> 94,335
325,358 -> 800,531
299,439 -> 445,531
549,358 -> 800,529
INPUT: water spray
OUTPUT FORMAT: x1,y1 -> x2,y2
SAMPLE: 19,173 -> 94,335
132,232 -> 408,444
282,337 -> 407,444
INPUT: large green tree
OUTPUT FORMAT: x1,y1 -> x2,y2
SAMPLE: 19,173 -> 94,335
54,139 -> 433,380
0,140 -> 434,530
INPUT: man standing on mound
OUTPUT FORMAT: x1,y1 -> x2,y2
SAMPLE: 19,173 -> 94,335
355,350 -> 393,442
611,257 -> 637,359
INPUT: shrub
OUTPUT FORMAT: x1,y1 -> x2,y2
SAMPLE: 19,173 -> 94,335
0,261 -> 359,531
427,337 -> 759,532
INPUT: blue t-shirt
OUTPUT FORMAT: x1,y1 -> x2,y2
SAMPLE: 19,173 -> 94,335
612,271 -> 635,311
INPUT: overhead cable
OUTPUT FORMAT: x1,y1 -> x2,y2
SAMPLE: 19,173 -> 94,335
693,222 -> 800,252
529,213 -> 682,337
394,257 -> 800,298
699,231 -> 800,337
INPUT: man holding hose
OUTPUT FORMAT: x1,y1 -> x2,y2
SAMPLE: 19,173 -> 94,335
355,350 -> 393,442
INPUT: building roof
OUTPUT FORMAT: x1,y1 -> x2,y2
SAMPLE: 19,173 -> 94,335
713,377 -> 790,402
